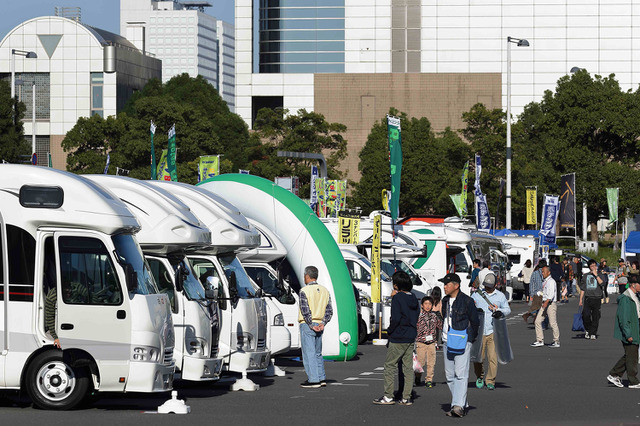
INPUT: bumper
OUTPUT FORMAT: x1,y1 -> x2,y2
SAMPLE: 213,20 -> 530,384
225,350 -> 271,373
125,361 -> 175,393
269,325 -> 291,356
180,355 -> 224,381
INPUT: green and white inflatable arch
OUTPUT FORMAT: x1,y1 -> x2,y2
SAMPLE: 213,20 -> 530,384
198,174 -> 358,360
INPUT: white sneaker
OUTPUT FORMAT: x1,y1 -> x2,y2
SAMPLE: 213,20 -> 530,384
607,375 -> 624,388
585,332 -> 590,339
530,341 -> 544,347
590,335 -> 597,340
629,383 -> 640,389
548,341 -> 560,348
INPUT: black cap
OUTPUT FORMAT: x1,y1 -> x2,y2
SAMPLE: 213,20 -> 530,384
619,258 -> 625,263
439,273 -> 461,284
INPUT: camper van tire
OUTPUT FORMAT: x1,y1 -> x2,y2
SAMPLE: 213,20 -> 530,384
25,350 -> 91,410
359,318 -> 369,345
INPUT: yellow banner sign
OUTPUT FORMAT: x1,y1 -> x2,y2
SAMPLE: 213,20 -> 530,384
370,215 -> 382,304
338,214 -> 360,245
526,188 -> 537,225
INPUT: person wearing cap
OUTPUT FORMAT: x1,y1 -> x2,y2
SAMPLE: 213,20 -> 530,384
440,273 -> 480,417
471,274 -> 511,390
607,274 -> 640,389
616,258 -> 630,295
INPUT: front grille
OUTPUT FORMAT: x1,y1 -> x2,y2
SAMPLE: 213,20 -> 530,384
164,347 -> 174,365
257,338 -> 266,351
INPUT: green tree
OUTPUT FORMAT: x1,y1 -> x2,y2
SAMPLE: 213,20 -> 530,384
353,109 -> 471,216
0,80 -> 30,163
62,114 -> 119,174
248,108 -> 348,198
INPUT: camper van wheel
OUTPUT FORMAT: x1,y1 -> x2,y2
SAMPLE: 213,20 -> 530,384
358,318 -> 368,345
26,350 -> 90,410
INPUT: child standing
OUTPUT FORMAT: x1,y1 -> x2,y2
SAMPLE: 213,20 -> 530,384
415,296 -> 443,388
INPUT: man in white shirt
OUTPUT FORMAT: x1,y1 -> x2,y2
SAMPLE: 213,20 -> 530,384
476,261 -> 495,291
531,266 -> 560,348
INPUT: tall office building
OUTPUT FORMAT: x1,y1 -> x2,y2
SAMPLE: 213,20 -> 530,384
121,0 -> 235,111
237,0 -> 640,181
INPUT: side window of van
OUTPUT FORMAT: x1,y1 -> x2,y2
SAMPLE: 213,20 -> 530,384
58,236 -> 122,305
346,260 -> 369,284
147,258 -> 177,313
7,224 -> 35,286
0,227 -> 3,285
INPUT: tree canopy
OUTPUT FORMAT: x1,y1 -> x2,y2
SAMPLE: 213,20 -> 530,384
0,80 -> 30,163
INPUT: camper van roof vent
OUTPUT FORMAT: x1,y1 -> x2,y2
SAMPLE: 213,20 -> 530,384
19,185 -> 64,209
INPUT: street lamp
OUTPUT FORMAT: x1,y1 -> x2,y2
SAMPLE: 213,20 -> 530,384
570,66 -> 583,73
11,49 -> 37,100
506,36 -> 529,230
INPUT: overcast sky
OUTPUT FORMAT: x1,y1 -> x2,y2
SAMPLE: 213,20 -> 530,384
0,0 -> 234,39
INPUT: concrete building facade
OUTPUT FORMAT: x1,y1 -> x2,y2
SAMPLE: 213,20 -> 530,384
0,16 -> 161,168
236,0 -> 640,180
121,0 -> 236,110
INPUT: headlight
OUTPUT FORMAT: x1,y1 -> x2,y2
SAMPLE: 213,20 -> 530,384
132,345 -> 160,363
273,313 -> 284,326
233,332 -> 255,351
186,337 -> 207,357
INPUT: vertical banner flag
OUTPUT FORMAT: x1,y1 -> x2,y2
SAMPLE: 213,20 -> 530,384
460,160 -> 469,216
315,177 -> 326,218
157,149 -> 171,181
539,195 -> 560,245
103,153 -> 110,174
607,187 -> 619,223
310,165 -> 319,211
48,152 -> 52,168
387,115 -> 402,222
526,188 -> 537,225
150,120 -> 157,180
198,155 -> 220,182
371,214 -> 382,303
337,212 -> 361,245
167,124 -> 177,182
559,173 -> 576,228
475,193 -> 491,233
474,154 -> 482,195
382,189 -> 391,212
449,194 -> 464,217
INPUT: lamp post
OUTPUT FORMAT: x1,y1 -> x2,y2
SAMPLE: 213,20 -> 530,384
11,49 -> 37,100
506,36 -> 529,230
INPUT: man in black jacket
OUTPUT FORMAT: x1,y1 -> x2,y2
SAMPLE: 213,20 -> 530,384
373,271 -> 419,406
441,273 -> 480,418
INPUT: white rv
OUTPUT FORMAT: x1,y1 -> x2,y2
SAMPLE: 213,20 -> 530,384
496,234 -> 538,299
0,166 -> 175,410
149,182 -> 274,381
83,175 -> 223,383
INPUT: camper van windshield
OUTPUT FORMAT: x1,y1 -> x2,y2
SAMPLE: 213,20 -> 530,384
219,254 -> 260,298
180,258 -> 206,301
112,234 -> 159,295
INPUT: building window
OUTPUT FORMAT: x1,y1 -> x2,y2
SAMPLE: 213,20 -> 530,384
91,72 -> 103,118
1,73 -> 51,120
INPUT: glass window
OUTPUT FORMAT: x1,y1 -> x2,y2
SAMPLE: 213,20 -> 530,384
112,234 -> 158,296
147,258 -> 177,313
451,251 -> 470,273
92,84 -> 103,108
260,29 -> 345,41
172,257 -> 206,301
265,0 -> 344,6
7,224 -> 35,285
0,226 -> 3,285
58,236 -> 122,305
245,266 -> 281,297
218,254 -> 260,298
346,260 -> 370,284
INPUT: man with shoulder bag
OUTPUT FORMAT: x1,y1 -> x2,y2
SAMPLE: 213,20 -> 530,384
440,273 -> 480,418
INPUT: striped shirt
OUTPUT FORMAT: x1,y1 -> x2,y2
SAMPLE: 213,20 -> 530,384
44,287 -> 58,340
530,269 -> 544,295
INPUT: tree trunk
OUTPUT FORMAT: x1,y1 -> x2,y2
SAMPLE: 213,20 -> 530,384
590,222 -> 598,242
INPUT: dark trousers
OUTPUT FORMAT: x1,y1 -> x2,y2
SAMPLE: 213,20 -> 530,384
582,297 -> 602,335
610,342 -> 639,385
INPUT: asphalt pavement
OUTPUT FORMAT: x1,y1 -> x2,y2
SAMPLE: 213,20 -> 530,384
2,296 -> 640,425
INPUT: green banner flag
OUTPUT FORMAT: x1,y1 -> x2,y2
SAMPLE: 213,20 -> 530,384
150,121 -> 157,180
198,155 -> 220,182
167,124 -> 177,182
460,160 -> 469,216
157,149 -> 171,181
449,194 -> 464,217
48,152 -> 52,168
607,187 -> 619,222
387,115 -> 402,222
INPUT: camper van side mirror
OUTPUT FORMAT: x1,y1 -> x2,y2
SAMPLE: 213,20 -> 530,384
175,263 -> 187,292
124,264 -> 138,293
205,276 -> 220,300
228,271 -> 239,304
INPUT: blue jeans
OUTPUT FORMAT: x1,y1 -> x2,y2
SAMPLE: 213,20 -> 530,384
300,323 -> 325,383
443,341 -> 472,409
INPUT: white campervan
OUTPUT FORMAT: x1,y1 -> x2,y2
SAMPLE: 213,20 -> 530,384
0,166 -> 174,410
151,182 -> 275,388
84,175 -> 223,383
